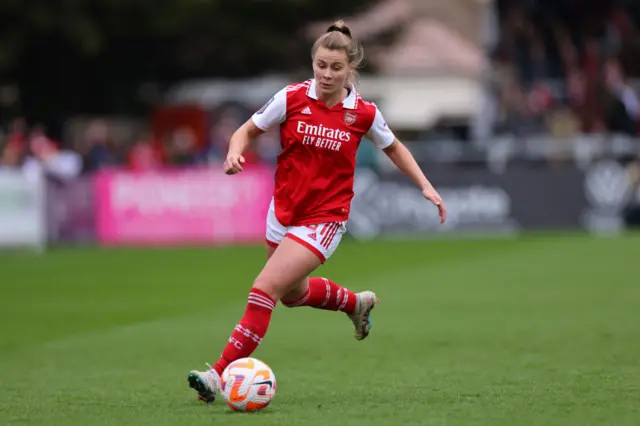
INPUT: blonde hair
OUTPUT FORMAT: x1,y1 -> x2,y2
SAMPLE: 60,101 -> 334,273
311,20 -> 364,87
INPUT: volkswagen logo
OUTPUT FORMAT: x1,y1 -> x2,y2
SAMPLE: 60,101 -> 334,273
584,160 -> 632,211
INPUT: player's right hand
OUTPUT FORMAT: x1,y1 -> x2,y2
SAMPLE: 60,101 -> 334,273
223,153 -> 245,175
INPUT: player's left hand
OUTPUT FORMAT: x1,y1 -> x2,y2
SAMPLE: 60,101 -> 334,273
423,187 -> 446,224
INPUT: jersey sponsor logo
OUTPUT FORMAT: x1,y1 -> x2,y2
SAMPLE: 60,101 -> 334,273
296,121 -> 351,152
344,111 -> 357,125
296,121 -> 351,142
256,96 -> 275,114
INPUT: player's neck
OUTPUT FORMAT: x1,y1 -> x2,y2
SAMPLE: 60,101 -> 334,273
318,87 -> 348,108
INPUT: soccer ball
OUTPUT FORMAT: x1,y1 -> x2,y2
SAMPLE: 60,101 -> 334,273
220,357 -> 276,412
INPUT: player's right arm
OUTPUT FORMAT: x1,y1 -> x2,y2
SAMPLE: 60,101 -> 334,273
224,88 -> 287,175
224,120 -> 265,175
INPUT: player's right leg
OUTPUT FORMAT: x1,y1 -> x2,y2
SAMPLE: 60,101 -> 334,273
282,276 -> 378,340
188,236 -> 322,403
278,222 -> 379,341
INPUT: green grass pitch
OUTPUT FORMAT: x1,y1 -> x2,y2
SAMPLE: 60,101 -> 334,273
1,233 -> 639,425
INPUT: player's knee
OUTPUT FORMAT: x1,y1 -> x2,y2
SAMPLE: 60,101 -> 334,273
252,275 -> 284,300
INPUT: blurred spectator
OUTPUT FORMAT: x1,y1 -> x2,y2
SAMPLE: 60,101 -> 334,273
489,0 -> 640,137
21,125 -> 82,181
166,126 -> 197,165
80,119 -> 118,172
5,117 -> 27,152
1,140 -> 24,167
603,56 -> 639,135
197,103 -> 265,167
129,131 -> 163,171
1,117 -> 28,167
197,115 -> 237,165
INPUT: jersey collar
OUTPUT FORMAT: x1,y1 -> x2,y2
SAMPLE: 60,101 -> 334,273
306,79 -> 358,109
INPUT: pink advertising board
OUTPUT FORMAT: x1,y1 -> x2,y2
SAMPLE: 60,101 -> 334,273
95,167 -> 274,245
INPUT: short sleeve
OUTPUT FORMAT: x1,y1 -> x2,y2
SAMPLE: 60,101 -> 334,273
251,88 -> 287,131
366,105 -> 395,149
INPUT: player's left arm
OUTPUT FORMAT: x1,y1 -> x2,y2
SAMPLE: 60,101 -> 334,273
366,106 -> 446,224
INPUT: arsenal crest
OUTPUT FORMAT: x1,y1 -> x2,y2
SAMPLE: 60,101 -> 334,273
344,111 -> 357,125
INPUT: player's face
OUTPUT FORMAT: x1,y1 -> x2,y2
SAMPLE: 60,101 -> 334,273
313,47 -> 354,97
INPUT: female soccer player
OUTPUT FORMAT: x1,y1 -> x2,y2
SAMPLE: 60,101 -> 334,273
188,20 -> 447,403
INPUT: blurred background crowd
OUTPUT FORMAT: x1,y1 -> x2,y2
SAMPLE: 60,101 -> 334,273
0,0 -> 639,179
487,0 -> 640,138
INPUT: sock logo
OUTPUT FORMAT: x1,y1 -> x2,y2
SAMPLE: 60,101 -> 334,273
229,337 -> 243,350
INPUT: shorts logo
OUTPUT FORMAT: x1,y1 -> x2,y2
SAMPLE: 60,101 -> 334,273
344,112 -> 357,126
256,96 -> 274,114
306,224 -> 318,241
305,223 -> 341,248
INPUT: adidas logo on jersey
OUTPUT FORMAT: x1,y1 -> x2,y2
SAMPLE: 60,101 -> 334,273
301,106 -> 312,115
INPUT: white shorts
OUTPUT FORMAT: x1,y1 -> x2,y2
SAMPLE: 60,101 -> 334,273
265,199 -> 346,263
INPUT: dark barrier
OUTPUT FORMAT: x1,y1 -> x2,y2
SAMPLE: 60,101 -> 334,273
348,159 -> 640,240
46,176 -> 96,243
42,159 -> 640,244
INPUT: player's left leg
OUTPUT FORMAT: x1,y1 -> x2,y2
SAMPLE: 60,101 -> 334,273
212,236 -> 322,366
188,237 -> 322,403
279,222 -> 379,341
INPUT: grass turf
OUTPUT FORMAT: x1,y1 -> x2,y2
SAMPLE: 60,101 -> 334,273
0,233 -> 639,425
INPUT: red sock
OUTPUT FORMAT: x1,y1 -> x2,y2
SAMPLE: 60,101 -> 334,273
281,277 -> 356,314
212,288 -> 275,376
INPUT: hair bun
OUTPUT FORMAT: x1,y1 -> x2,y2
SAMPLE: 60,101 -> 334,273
326,20 -> 352,38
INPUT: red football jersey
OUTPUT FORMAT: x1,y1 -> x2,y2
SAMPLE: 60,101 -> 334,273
251,79 -> 395,227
